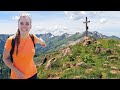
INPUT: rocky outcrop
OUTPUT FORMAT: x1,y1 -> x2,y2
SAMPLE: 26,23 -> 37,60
82,36 -> 96,46
45,58 -> 56,70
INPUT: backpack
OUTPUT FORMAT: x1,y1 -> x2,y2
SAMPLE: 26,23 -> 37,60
9,34 -> 35,63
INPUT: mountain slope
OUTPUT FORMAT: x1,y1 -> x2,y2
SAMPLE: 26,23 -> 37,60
36,37 -> 120,79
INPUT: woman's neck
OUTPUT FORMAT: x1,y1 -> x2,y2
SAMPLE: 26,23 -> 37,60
20,33 -> 29,39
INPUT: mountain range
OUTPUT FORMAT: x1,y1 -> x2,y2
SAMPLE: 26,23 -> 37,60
0,31 -> 120,54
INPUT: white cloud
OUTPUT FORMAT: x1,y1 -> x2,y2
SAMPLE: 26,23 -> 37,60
18,11 -> 31,16
64,11 -> 84,20
64,11 -> 101,21
80,11 -> 86,15
64,11 -> 110,25
0,22 -> 17,34
34,26 -> 44,30
12,11 -> 31,21
31,24 -> 69,36
100,18 -> 107,24
12,16 -> 20,20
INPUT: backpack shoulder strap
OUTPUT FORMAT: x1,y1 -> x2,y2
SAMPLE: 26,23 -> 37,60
29,34 -> 35,48
10,35 -> 15,63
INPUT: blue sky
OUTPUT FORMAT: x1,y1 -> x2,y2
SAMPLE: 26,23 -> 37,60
0,11 -> 120,37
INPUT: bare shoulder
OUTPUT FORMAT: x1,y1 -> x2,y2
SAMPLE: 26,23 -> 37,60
6,36 -> 13,41
7,35 -> 16,41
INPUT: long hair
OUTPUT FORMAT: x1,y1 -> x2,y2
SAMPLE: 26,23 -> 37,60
15,15 -> 32,55
15,29 -> 20,55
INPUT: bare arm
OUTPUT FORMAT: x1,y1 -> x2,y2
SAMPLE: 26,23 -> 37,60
3,48 -> 25,79
36,37 -> 46,47
3,48 -> 17,72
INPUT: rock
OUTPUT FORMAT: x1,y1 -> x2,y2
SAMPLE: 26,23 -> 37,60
60,47 -> 71,57
111,66 -> 119,70
72,63 -> 76,66
51,77 -> 61,79
36,64 -> 41,68
45,58 -> 56,70
95,46 -> 101,54
73,76 -> 81,79
110,70 -> 118,74
63,63 -> 71,68
75,62 -> 84,67
46,74 -> 60,79
82,36 -> 95,46
116,44 -> 120,47
47,74 -> 54,79
107,55 -> 118,60
106,49 -> 113,55
100,48 -> 106,54
83,40 -> 92,46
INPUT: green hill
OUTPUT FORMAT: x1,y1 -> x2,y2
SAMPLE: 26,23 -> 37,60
35,37 -> 120,79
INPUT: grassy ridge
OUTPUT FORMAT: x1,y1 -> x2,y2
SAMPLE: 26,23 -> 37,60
36,38 -> 120,79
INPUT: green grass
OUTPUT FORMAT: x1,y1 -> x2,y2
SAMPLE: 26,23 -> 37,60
35,38 -> 120,79
1,38 -> 120,79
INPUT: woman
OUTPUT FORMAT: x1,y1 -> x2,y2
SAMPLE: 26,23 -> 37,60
3,15 -> 46,79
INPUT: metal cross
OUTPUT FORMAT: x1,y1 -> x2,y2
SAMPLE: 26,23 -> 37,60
83,17 -> 90,36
